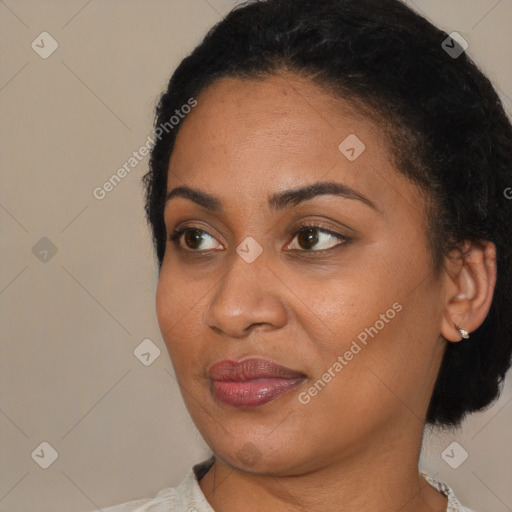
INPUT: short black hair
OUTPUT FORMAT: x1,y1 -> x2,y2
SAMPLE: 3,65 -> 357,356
142,0 -> 512,427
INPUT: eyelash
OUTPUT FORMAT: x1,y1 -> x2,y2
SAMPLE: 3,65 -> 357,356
168,222 -> 351,254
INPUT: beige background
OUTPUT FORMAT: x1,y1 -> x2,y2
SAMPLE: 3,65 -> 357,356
1,1 -> 511,511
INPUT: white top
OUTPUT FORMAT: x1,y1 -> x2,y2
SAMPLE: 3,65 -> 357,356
100,457 -> 475,512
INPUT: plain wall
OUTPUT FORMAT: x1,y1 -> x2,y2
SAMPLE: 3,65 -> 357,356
1,1 -> 511,511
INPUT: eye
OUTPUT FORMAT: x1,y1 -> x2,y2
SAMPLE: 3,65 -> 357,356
168,223 -> 350,253
286,223 -> 350,252
168,226 -> 223,252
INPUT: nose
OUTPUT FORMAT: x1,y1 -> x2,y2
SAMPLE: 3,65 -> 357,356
203,249 -> 288,338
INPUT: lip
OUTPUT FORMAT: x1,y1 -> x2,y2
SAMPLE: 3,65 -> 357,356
208,358 -> 306,408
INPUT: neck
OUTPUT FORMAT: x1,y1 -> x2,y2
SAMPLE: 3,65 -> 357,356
199,424 -> 448,512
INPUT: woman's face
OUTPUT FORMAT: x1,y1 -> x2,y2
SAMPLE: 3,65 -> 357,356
156,72 -> 447,475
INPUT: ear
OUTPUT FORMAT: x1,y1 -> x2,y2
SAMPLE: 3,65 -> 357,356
440,240 -> 497,342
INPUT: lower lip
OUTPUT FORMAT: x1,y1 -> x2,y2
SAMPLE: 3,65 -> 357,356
211,377 -> 305,407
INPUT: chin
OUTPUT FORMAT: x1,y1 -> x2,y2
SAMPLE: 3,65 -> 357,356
204,430 -> 318,477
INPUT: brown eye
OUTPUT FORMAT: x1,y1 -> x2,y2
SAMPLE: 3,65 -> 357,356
183,229 -> 204,249
287,224 -> 349,252
168,227 -> 223,251
297,228 -> 319,250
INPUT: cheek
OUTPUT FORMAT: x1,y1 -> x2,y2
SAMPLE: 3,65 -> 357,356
156,269 -> 191,357
308,273 -> 442,421
295,260 -> 402,352
155,271 -> 174,338
155,256 -> 198,329
296,236 -> 434,381
155,266 -> 209,372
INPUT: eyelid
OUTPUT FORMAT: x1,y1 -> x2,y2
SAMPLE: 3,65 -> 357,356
168,221 -> 351,253
168,224 -> 224,251
285,222 -> 350,253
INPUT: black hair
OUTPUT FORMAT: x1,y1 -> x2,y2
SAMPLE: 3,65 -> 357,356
142,0 -> 512,427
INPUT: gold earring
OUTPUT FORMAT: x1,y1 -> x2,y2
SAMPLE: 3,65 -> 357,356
455,324 -> 469,339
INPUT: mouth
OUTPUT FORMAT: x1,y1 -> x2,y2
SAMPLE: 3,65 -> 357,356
208,358 -> 306,408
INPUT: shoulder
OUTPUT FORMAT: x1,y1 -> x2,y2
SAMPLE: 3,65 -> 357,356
420,472 -> 477,512
99,482 -> 181,512
98,458 -> 216,512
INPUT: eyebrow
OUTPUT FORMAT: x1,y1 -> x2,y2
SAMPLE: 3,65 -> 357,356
165,181 -> 380,213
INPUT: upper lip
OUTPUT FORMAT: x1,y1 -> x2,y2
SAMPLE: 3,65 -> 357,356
208,358 -> 306,381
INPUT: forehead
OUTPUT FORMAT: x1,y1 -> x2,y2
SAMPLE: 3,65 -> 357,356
167,73 -> 422,219
173,73 -> 376,163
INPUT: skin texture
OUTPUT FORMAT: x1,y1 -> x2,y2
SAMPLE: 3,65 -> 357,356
155,72 -> 497,512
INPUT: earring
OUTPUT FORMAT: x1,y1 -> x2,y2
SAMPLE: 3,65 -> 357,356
455,324 -> 469,340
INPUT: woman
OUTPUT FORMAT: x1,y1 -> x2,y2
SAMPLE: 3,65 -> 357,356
102,0 -> 512,510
